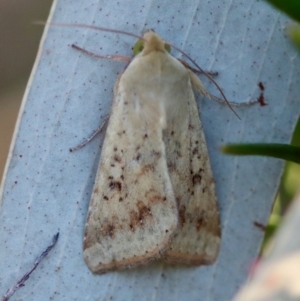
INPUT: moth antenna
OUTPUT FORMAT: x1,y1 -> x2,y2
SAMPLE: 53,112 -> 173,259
34,21 -> 146,42
34,21 -> 239,118
170,43 -> 240,119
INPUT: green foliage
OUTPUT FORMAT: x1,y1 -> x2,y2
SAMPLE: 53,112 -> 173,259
288,25 -> 300,50
221,143 -> 300,164
265,0 -> 300,22
265,0 -> 300,49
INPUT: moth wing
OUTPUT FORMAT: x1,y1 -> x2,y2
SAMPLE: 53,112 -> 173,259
83,62 -> 178,274
163,69 -> 221,265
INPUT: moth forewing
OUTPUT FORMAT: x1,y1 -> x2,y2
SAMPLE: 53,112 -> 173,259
162,70 -> 221,264
83,31 -> 221,273
83,32 -> 180,274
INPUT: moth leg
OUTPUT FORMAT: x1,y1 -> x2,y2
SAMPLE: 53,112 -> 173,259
208,94 -> 259,106
71,44 -> 131,63
182,60 -> 258,107
70,116 -> 109,152
189,70 -> 258,107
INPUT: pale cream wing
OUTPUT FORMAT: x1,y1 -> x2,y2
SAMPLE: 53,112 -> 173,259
83,52 -> 179,274
163,67 -> 221,265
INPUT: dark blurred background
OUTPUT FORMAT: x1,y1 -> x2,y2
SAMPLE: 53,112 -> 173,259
0,0 -> 52,180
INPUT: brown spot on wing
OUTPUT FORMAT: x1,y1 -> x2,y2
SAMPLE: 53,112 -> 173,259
101,223 -> 115,238
109,181 -> 122,191
178,205 -> 186,228
137,201 -> 152,223
196,216 -> 206,231
114,155 -> 122,163
151,150 -> 161,158
145,189 -> 166,204
129,201 -> 153,231
117,130 -> 126,136
192,174 -> 202,185
84,231 -> 95,249
139,164 -> 155,176
167,162 -> 177,173
192,147 -> 198,155
85,215 -> 120,248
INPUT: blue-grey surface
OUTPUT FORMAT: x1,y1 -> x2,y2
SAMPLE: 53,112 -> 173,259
0,0 -> 299,301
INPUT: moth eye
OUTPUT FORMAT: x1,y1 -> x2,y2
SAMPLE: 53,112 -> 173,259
132,40 -> 171,55
164,44 -> 171,53
133,40 -> 144,55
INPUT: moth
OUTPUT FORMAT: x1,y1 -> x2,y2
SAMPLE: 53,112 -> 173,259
81,30 -> 221,273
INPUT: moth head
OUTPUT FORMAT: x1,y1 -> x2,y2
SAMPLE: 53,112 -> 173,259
133,31 -> 171,56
